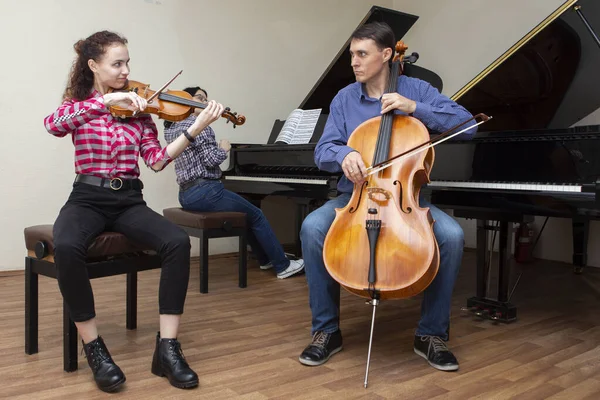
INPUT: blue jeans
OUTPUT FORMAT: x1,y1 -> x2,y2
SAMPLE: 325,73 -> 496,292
179,180 -> 290,273
300,193 -> 463,339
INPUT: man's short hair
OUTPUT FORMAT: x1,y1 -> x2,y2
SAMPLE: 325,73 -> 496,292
351,21 -> 395,51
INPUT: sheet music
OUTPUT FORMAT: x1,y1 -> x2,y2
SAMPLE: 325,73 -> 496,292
275,108 -> 322,144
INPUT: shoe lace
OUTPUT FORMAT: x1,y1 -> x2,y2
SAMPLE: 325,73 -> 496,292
83,339 -> 111,368
422,335 -> 449,354
168,340 -> 189,365
311,331 -> 329,349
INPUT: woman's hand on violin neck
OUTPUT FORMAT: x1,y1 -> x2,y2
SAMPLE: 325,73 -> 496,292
380,93 -> 416,115
342,151 -> 367,184
102,92 -> 148,112
190,100 -> 225,137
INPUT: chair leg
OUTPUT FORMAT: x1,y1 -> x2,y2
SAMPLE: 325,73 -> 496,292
239,232 -> 247,288
25,257 -> 39,355
63,301 -> 78,372
126,271 -> 137,330
199,231 -> 209,293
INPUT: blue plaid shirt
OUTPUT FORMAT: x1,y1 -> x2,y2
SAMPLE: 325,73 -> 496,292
164,115 -> 228,186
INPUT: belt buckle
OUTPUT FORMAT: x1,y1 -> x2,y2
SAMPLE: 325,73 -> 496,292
109,177 -> 123,190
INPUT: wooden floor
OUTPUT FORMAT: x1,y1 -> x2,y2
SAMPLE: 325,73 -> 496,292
1,251 -> 600,399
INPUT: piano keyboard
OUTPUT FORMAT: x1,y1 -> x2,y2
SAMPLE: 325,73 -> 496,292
427,180 -> 582,193
224,175 -> 330,185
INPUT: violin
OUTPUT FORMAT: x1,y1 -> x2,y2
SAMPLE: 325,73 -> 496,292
108,71 -> 246,127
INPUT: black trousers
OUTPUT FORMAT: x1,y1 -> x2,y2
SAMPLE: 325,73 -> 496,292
53,181 -> 191,322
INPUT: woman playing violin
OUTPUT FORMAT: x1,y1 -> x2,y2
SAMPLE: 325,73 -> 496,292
163,86 -> 305,279
298,22 -> 477,371
43,30 -> 221,392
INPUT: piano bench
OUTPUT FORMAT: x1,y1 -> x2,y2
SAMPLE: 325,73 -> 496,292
162,208 -> 247,293
23,224 -> 162,372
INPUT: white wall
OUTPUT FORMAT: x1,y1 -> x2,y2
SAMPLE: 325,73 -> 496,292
0,0 -> 391,271
1,0 -> 597,271
392,0 -> 599,266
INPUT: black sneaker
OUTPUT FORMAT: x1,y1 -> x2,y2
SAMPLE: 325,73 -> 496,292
298,330 -> 343,366
413,335 -> 459,371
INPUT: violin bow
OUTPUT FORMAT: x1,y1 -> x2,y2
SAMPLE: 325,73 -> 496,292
366,113 -> 491,176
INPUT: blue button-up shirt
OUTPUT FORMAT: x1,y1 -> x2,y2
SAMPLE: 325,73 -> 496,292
314,75 -> 477,193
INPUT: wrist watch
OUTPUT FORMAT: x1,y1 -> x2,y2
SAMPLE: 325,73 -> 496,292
183,129 -> 195,143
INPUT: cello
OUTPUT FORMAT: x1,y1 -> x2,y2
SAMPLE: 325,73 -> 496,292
322,41 -> 490,387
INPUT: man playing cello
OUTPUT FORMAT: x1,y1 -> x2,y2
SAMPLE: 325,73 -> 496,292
298,21 -> 477,372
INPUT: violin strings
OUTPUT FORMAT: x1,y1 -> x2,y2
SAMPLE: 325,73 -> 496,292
159,93 -> 206,109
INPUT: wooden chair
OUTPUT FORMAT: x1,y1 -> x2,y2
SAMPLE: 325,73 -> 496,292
24,224 -> 161,372
162,208 -> 247,293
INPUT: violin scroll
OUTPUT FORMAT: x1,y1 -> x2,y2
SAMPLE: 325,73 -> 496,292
222,107 -> 246,127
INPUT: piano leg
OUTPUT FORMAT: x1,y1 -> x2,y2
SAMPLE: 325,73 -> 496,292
295,202 -> 308,258
475,219 -> 488,299
572,216 -> 590,275
497,220 -> 511,303
465,217 -> 517,323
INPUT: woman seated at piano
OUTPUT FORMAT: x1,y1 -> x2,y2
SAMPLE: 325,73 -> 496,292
164,86 -> 305,279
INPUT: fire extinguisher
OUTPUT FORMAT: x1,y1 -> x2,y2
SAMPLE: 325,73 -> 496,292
514,222 -> 534,263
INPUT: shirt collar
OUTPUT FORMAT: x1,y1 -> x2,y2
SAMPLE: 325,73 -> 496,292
358,83 -> 380,103
359,83 -> 368,100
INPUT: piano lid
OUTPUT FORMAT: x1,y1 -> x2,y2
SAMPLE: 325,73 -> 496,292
451,0 -> 600,133
298,6 -> 443,114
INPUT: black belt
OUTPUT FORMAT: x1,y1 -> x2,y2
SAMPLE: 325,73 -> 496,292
74,174 -> 144,191
179,177 -> 219,192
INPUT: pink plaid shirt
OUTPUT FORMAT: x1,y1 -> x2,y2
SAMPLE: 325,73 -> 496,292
43,90 -> 171,179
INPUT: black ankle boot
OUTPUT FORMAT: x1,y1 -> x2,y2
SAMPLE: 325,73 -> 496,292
82,336 -> 126,392
151,332 -> 198,389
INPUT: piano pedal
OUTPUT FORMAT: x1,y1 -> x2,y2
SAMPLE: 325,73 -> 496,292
461,306 -> 479,313
461,305 -> 491,320
465,297 -> 518,323
490,311 -> 503,321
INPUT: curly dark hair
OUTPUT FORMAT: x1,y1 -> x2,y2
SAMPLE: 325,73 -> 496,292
63,30 -> 128,101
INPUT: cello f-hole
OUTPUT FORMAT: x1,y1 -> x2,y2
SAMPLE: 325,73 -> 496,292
349,181 -> 369,213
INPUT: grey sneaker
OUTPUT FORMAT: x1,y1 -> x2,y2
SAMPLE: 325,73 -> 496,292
276,259 -> 305,279
259,262 -> 273,270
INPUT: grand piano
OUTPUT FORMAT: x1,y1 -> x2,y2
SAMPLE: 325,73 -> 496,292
426,0 -> 600,322
222,1 -> 600,321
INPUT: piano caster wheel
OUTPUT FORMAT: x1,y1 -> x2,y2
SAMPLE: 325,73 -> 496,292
573,266 -> 583,275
